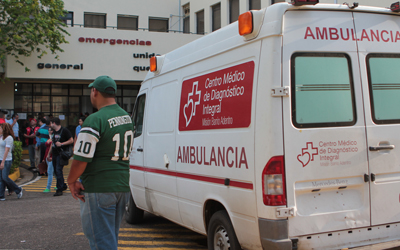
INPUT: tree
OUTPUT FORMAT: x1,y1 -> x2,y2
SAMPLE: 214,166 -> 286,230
0,0 -> 70,73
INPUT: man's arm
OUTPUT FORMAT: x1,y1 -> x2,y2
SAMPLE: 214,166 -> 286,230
68,159 -> 88,202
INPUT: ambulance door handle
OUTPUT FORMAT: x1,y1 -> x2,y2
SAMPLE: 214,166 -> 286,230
137,148 -> 143,152
369,145 -> 395,151
371,173 -> 376,182
364,174 -> 369,183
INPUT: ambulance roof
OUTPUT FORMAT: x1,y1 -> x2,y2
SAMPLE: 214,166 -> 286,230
143,2 -> 397,82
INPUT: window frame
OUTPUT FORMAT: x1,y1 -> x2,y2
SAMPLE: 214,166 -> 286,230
196,10 -> 205,34
229,0 -> 239,23
84,12 -> 107,29
291,52 -> 357,128
133,94 -> 146,138
117,15 -> 138,30
249,0 -> 261,10
366,53 -> 400,125
212,3 -> 221,32
61,11 -> 74,27
148,17 -> 169,32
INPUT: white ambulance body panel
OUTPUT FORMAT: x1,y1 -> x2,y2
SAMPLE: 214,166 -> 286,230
128,3 -> 400,250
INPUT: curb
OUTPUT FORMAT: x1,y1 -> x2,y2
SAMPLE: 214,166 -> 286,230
9,168 -> 20,181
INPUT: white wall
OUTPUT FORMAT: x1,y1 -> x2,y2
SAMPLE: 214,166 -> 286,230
6,27 -> 201,81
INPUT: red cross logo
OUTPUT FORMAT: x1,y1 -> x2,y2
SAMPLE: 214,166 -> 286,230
297,142 -> 318,167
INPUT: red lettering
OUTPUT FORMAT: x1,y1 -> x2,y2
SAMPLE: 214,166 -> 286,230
117,39 -> 122,44
391,30 -> 394,42
210,147 -> 217,166
177,146 -> 182,162
78,37 -> 85,42
123,40 -> 129,45
227,147 -> 234,168
103,38 -> 109,43
196,146 -> 203,165
183,146 -> 189,163
146,41 -> 152,46
96,38 -> 103,43
190,146 -> 195,164
382,30 -> 390,42
370,30 -> 379,42
140,40 -> 145,45
329,28 -> 339,40
304,27 -> 316,40
86,38 -> 95,43
235,147 -> 238,168
239,147 -> 248,169
316,27 -> 328,40
218,147 -> 225,167
110,39 -> 116,45
130,40 -> 136,45
360,29 -> 370,41
340,28 -> 350,41
203,147 -> 210,165
396,31 -> 400,42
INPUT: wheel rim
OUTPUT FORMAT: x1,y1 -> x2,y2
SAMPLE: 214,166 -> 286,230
213,226 -> 231,250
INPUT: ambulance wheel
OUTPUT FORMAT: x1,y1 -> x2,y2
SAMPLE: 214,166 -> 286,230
207,210 -> 241,250
125,192 -> 144,224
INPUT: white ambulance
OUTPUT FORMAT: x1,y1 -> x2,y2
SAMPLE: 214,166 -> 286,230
126,1 -> 400,249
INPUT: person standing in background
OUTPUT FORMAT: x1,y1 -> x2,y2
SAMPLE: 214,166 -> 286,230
74,116 -> 86,147
0,123 -> 23,201
36,118 -> 50,171
24,119 -> 39,170
47,117 -> 73,196
43,127 -> 55,193
6,114 -> 19,141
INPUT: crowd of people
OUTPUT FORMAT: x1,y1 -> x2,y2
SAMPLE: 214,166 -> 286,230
0,111 -> 87,199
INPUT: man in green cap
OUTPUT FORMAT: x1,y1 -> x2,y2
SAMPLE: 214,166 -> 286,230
67,75 -> 134,250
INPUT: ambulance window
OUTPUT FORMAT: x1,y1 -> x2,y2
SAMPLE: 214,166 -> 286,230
367,54 -> 400,124
291,53 -> 356,128
133,94 -> 146,138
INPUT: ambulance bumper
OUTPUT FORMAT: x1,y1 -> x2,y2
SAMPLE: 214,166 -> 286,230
258,218 -> 295,250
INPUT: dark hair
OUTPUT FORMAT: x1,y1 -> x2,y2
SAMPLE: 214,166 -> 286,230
79,116 -> 86,122
50,117 -> 61,125
0,123 -> 15,139
11,114 -> 17,119
40,117 -> 47,124
46,119 -> 50,125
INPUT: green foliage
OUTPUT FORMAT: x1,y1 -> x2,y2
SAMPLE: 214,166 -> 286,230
10,141 -> 22,174
0,0 -> 70,74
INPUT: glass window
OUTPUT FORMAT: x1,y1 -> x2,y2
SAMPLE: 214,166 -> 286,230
367,54 -> 400,124
123,85 -> 139,96
196,10 -> 204,34
149,17 -> 168,32
249,0 -> 261,9
212,3 -> 221,32
52,84 -> 68,95
133,94 -> 146,138
14,83 -> 32,95
291,53 -> 356,128
84,13 -> 106,29
14,95 -> 32,113
52,96 -> 68,113
230,0 -> 239,23
183,16 -> 190,33
70,85 -> 83,96
61,11 -> 74,26
34,84 -> 50,95
117,15 -> 138,30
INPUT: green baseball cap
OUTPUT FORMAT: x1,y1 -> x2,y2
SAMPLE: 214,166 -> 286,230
88,75 -> 117,94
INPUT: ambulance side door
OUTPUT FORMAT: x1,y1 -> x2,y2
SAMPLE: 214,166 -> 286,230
130,89 -> 149,211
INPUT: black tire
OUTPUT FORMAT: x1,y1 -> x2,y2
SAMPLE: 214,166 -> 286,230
207,210 -> 241,250
125,192 -> 144,224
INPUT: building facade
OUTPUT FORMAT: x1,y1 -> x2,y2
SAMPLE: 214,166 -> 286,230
0,0 -> 395,133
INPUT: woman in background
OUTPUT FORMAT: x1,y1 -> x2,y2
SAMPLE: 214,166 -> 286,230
0,123 -> 23,200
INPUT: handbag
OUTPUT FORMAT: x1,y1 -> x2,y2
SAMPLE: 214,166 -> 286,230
37,161 -> 48,175
60,144 -> 73,161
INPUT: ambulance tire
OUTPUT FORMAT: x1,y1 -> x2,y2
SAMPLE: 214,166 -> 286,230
125,192 -> 144,224
207,210 -> 241,250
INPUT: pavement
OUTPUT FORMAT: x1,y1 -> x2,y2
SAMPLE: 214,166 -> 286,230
14,162 -> 37,186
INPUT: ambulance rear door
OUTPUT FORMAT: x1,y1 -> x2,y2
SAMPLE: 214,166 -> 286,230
282,10 -> 370,236
354,12 -> 400,226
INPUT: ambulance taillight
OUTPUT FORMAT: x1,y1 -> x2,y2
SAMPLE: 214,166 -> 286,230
391,2 -> 400,12
262,156 -> 286,206
292,0 -> 319,6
